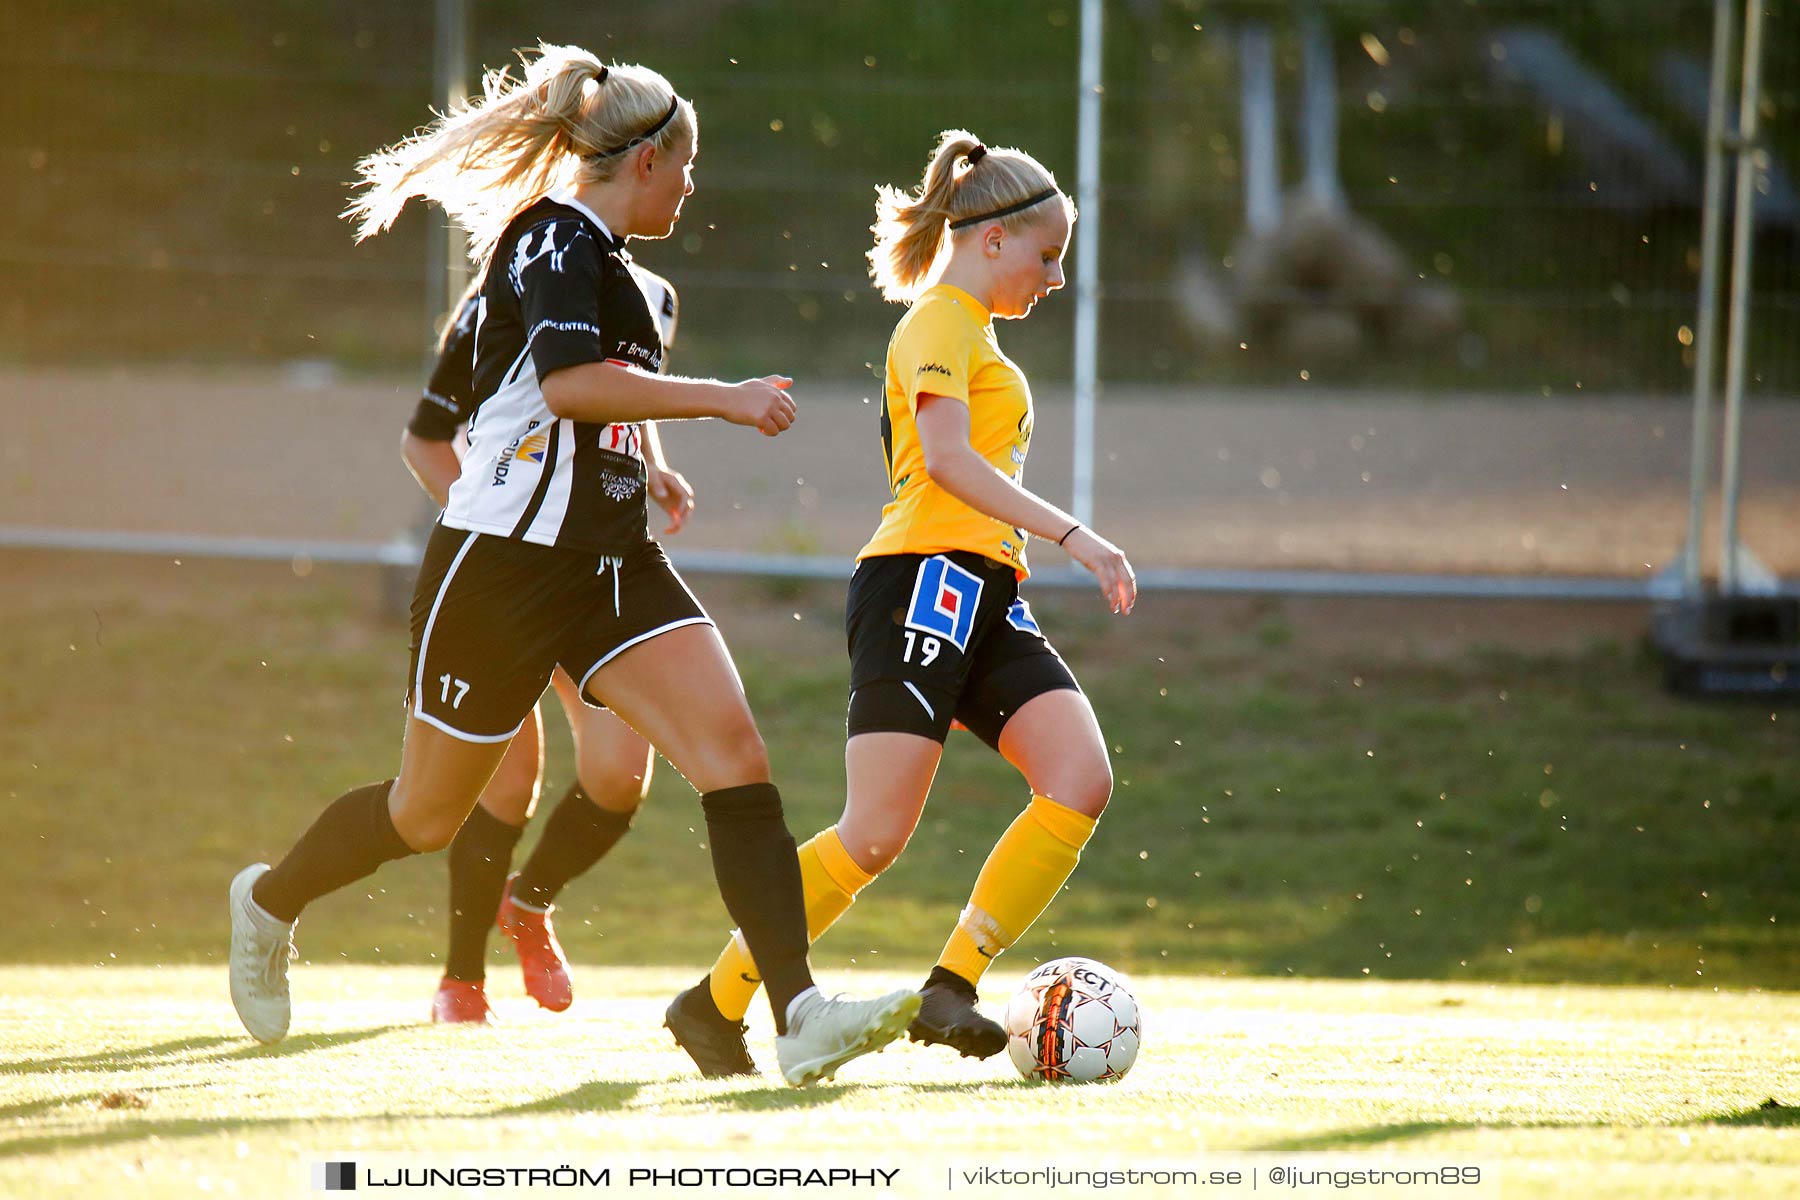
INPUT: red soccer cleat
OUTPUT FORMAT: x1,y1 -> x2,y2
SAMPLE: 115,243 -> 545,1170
497,873 -> 573,1012
431,976 -> 494,1024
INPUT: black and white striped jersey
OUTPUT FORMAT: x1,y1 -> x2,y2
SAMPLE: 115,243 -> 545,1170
436,190 -> 676,554
406,262 -> 679,445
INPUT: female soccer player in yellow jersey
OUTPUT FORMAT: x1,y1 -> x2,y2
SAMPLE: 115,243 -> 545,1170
664,131 -> 1136,1075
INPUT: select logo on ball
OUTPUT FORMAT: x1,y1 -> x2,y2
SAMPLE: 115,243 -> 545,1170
1004,956 -> 1141,1083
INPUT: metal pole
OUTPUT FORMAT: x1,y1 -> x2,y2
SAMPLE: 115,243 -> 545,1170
1071,0 -> 1104,527
1299,5 -> 1342,212
1718,0 -> 1765,594
1680,0 -> 1734,598
1239,23 -> 1281,237
426,0 -> 471,361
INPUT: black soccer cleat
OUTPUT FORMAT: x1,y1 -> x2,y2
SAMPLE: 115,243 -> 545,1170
906,973 -> 1007,1060
664,985 -> 758,1078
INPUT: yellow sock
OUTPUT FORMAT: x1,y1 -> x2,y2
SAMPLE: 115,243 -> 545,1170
937,795 -> 1097,986
707,825 -> 875,1021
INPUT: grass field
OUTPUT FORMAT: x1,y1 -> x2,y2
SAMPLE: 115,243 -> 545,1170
2,551 -> 1793,984
0,549 -> 1796,1196
1,967 -> 1795,1199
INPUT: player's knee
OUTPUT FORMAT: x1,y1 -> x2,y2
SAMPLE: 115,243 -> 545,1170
858,836 -> 905,875
578,764 -> 649,815
1044,758 -> 1112,819
710,722 -> 771,784
481,765 -> 540,825
392,807 -> 464,853
839,818 -> 917,875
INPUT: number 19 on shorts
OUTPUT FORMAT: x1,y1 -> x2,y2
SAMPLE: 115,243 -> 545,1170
901,630 -> 942,666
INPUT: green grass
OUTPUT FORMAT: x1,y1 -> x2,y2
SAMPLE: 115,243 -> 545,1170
0,550 -> 1795,989
2,550 -> 1797,1196
0,967 -> 1795,1199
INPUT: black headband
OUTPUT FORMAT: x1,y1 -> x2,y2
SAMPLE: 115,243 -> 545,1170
585,94 -> 681,159
949,187 -> 1059,230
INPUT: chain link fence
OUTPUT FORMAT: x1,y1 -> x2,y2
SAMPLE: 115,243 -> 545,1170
2,1 -> 1796,583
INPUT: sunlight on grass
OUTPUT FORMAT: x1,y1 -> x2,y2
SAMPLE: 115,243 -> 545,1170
1,968 -> 1796,1199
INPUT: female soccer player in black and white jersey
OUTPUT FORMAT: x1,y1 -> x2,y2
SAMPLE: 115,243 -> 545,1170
665,132 -> 1134,1076
227,44 -> 918,1087
403,266 -> 693,1025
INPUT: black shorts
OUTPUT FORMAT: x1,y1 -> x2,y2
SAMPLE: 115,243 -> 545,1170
407,524 -> 711,742
845,551 -> 1079,750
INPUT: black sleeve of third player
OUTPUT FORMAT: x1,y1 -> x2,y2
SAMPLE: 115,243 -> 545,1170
407,294 -> 480,441
517,218 -> 610,382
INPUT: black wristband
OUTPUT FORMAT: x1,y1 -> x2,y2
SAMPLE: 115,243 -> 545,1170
1058,523 -> 1081,546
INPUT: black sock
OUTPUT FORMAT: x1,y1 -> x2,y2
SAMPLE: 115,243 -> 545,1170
700,782 -> 814,1033
512,784 -> 635,910
252,780 -> 413,923
925,964 -> 979,1000
444,804 -> 525,983
681,972 -> 736,1027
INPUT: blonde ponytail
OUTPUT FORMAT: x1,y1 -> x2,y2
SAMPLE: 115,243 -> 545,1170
867,129 -> 1073,303
346,43 -> 694,263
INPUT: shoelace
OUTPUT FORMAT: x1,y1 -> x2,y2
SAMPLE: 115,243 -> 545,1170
260,933 -> 297,990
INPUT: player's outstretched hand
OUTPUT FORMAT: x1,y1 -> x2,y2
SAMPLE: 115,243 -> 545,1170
647,464 -> 695,535
721,376 -> 796,437
1064,527 -> 1137,615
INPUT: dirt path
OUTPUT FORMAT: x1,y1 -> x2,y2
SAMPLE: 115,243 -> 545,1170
3,368 -> 1795,577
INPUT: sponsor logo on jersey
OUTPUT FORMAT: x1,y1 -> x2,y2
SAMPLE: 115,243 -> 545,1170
599,423 -> 643,460
917,362 -> 953,380
517,433 -> 549,464
611,340 -> 663,372
508,220 -> 579,294
1005,597 -> 1041,635
491,420 -> 543,486
905,555 -> 983,652
599,470 -> 642,503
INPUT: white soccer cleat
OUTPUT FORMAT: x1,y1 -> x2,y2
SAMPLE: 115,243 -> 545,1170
229,863 -> 297,1044
774,988 -> 922,1088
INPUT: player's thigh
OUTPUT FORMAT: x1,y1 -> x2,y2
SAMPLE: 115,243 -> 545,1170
838,732 -> 943,875
550,666 -> 654,811
582,623 -> 768,795
391,715 -> 514,851
994,687 -> 1112,818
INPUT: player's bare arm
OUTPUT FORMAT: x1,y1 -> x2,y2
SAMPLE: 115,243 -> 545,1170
541,361 -> 795,436
914,392 -> 1136,615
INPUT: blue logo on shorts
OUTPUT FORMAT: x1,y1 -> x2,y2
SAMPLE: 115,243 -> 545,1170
1005,598 -> 1041,635
906,556 -> 983,652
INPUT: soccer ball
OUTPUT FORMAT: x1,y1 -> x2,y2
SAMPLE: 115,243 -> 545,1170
1003,956 -> 1141,1083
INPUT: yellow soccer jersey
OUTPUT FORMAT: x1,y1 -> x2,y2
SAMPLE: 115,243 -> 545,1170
858,284 -> 1036,577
